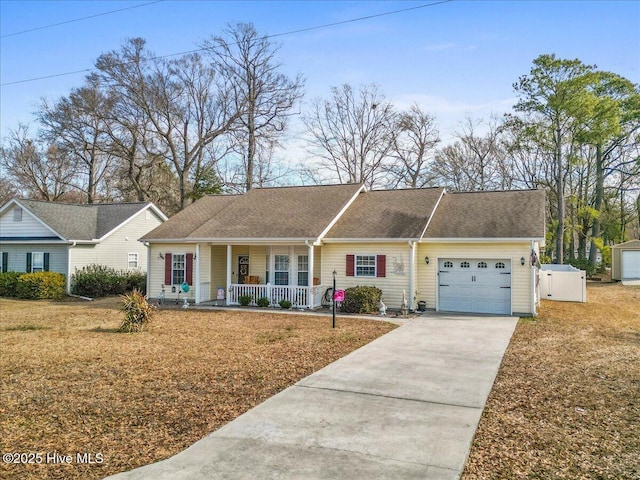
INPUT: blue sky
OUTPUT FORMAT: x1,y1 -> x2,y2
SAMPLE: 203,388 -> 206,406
1,0 -> 639,143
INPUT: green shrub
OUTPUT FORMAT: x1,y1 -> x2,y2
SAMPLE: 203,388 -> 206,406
0,272 -> 22,297
72,264 -> 146,297
256,296 -> 270,308
120,290 -> 154,333
279,299 -> 292,309
341,286 -> 382,314
16,272 -> 66,299
238,294 -> 252,306
569,257 -> 596,277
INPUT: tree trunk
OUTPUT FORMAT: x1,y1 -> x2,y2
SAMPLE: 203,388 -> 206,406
555,129 -> 564,264
589,144 -> 604,264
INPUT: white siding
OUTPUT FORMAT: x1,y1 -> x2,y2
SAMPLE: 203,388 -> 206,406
69,209 -> 163,273
148,243 -> 197,301
322,243 -> 413,309
0,205 -> 60,238
417,242 -> 534,315
0,244 -> 68,275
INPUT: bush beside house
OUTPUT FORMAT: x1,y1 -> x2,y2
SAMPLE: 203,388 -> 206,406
341,286 -> 383,314
72,264 -> 146,297
0,271 -> 66,299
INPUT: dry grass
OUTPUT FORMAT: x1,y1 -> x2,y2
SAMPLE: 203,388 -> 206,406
462,282 -> 640,480
0,298 -> 396,480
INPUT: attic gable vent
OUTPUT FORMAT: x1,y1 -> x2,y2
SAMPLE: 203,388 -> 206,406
13,207 -> 22,222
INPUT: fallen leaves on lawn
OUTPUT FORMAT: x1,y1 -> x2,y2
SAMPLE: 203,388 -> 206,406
462,283 -> 640,480
0,299 -> 396,480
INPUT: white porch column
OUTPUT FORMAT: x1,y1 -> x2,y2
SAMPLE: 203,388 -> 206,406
409,241 -> 416,311
307,242 -> 314,309
226,244 -> 232,305
194,243 -> 201,304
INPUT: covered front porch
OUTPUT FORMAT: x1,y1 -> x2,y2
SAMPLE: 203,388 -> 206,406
193,243 -> 326,309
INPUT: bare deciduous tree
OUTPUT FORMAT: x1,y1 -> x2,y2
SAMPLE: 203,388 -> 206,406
303,83 -> 396,188
1,125 -> 76,201
385,103 -> 439,188
204,23 -> 304,191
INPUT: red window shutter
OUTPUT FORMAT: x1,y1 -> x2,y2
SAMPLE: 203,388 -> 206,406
186,253 -> 194,285
164,253 -> 172,285
346,255 -> 355,276
376,255 -> 386,277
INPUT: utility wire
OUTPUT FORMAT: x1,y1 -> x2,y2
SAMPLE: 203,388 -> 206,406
1,0 -> 453,87
1,1 -> 165,39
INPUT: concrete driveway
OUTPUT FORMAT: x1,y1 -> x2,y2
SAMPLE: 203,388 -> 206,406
106,314 -> 518,480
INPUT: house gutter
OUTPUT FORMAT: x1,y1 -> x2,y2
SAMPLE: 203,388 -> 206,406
67,241 -> 76,294
531,239 -> 538,316
408,240 -> 416,310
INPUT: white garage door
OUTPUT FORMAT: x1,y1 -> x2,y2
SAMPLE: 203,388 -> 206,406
438,259 -> 511,315
622,250 -> 640,279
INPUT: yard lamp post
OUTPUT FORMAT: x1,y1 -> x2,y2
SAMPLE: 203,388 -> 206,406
332,270 -> 337,329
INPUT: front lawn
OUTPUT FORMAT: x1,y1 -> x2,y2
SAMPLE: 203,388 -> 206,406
462,282 -> 640,479
0,298 -> 396,480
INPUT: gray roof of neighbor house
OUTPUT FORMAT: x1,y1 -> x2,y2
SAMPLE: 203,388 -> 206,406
424,189 -> 546,239
13,199 -> 161,241
141,183 -> 364,241
324,187 -> 445,239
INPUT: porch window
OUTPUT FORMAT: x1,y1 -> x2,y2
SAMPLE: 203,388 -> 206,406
274,255 -> 289,285
172,254 -> 186,285
356,255 -> 376,277
128,253 -> 138,269
297,255 -> 309,286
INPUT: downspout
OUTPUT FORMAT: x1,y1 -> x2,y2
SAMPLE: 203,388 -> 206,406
144,242 -> 151,299
408,240 -> 416,311
67,241 -> 76,294
530,239 -> 537,316
305,240 -> 315,309
195,243 -> 201,305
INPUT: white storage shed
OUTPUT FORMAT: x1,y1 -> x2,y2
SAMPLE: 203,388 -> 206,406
611,240 -> 640,283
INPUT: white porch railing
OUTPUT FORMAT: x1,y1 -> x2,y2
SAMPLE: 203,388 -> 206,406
228,284 -> 326,308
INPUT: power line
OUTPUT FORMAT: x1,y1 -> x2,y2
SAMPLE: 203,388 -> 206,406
1,1 -> 165,39
1,0 -> 453,87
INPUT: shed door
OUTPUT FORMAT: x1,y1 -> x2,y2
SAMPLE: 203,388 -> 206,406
621,250 -> 640,279
438,259 -> 511,315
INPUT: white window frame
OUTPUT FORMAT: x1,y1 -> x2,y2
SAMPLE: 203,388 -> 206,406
355,255 -> 376,277
297,255 -> 309,286
172,253 -> 186,285
13,207 -> 22,222
31,251 -> 44,272
128,253 -> 139,270
274,254 -> 289,285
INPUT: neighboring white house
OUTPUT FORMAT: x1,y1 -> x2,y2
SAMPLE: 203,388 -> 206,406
0,198 -> 167,292
140,184 -> 546,316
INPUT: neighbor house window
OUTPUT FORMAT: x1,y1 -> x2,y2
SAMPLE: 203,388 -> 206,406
172,254 -> 185,285
13,207 -> 22,221
274,255 -> 289,285
128,253 -> 138,269
1,252 -> 7,273
31,252 -> 44,272
297,255 -> 309,286
356,255 -> 376,277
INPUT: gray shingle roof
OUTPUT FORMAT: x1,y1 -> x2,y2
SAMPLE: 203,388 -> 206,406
141,184 -> 364,241
424,189 -> 546,239
324,188 -> 445,239
17,199 -> 154,241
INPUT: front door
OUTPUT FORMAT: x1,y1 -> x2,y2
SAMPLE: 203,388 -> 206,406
237,255 -> 249,284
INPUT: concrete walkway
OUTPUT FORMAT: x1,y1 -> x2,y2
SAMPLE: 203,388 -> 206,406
106,314 -> 518,480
